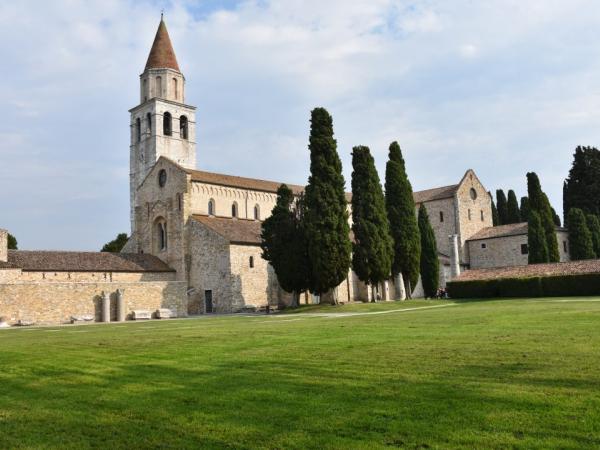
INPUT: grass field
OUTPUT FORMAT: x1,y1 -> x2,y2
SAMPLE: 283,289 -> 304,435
1,298 -> 600,449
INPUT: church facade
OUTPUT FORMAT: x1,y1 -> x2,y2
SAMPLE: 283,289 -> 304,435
0,18 -> 571,325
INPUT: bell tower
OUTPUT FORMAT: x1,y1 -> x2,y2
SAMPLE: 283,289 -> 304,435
129,16 -> 197,232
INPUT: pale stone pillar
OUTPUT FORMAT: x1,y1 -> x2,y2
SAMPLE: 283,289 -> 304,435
394,274 -> 406,300
101,291 -> 111,323
0,229 -> 7,263
116,289 -> 126,322
449,234 -> 461,280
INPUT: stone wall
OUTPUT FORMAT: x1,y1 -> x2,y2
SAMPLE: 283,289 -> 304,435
17,271 -> 176,282
468,230 -> 570,269
0,280 -> 187,325
0,229 -> 7,263
419,198 -> 457,258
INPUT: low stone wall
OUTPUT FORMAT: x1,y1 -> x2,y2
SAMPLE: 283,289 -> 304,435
0,280 -> 187,325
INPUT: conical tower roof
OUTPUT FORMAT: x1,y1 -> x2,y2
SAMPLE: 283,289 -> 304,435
145,18 -> 180,72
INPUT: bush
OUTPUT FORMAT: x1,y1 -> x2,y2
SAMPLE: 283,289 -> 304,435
448,273 -> 600,299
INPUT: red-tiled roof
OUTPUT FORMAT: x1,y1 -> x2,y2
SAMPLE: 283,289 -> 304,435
7,251 -> 175,273
192,215 -> 262,245
467,222 -> 529,241
455,259 -> 600,282
413,184 -> 459,203
145,19 -> 180,71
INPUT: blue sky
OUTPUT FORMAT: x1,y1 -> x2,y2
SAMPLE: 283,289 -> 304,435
1,0 -> 600,250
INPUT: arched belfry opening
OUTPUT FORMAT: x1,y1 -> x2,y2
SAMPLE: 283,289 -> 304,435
163,112 -> 172,136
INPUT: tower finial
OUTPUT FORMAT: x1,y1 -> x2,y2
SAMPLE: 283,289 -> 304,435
161,9 -> 164,20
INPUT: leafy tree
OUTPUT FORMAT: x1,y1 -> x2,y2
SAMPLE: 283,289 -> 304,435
261,185 -> 310,307
551,207 -> 562,227
304,108 -> 351,303
101,233 -> 129,252
351,146 -> 393,301
506,190 -> 521,224
528,211 -> 549,264
490,193 -> 500,226
496,189 -> 508,225
567,208 -> 596,260
7,233 -> 17,250
586,214 -> 600,257
418,204 -> 439,298
563,146 -> 600,223
520,196 -> 530,222
385,141 -> 420,297
527,172 -> 559,262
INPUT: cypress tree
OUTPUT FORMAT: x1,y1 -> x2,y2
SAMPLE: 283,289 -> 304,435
528,211 -> 549,264
101,233 -> 129,252
506,190 -> 521,224
520,196 -> 530,222
7,233 -> 17,250
496,189 -> 508,225
351,146 -> 393,301
385,141 -> 421,297
490,193 -> 500,226
564,146 -> 600,221
527,172 -> 560,262
418,204 -> 439,298
567,208 -> 596,260
551,207 -> 561,227
261,185 -> 310,307
304,108 -> 351,302
586,214 -> 600,257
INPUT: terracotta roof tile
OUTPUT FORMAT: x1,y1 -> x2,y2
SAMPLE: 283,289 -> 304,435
455,259 -> 600,282
467,222 -> 529,241
7,251 -> 175,273
413,184 -> 459,203
192,215 -> 262,245
145,19 -> 180,71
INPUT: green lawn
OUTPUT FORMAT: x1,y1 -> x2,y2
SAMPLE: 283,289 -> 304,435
1,298 -> 600,449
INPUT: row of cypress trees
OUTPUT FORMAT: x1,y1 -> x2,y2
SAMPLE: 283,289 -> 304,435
261,108 -> 439,305
491,189 -> 561,227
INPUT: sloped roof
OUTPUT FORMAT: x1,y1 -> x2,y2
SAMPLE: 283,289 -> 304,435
145,19 -> 180,71
455,259 -> 600,282
7,251 -> 175,273
413,184 -> 459,203
193,215 -> 262,245
186,166 -> 457,205
467,222 -> 529,241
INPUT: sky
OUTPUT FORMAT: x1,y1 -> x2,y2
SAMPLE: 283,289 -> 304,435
2,0 -> 600,250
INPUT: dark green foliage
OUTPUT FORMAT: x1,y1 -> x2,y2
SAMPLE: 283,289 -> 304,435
385,142 -> 421,294
520,196 -> 530,222
490,193 -> 500,226
506,190 -> 521,224
586,214 -> 600,257
418,204 -> 439,298
261,185 -> 310,307
303,108 -> 351,298
563,146 -> 600,223
7,233 -> 17,250
447,273 -> 600,298
567,208 -> 596,260
101,233 -> 129,252
528,211 -> 548,264
496,190 -> 508,225
351,147 -> 393,293
527,173 -> 559,262
551,208 -> 561,227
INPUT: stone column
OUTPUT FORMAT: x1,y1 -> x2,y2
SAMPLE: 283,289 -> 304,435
449,234 -> 461,280
101,291 -> 111,323
116,289 -> 125,322
395,274 -> 406,301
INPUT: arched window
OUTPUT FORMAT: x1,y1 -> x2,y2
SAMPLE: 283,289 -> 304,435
254,204 -> 260,220
155,76 -> 162,97
163,112 -> 172,136
172,77 -> 178,99
180,115 -> 188,140
177,193 -> 182,211
155,218 -> 167,251
143,78 -> 148,102
249,256 -> 254,268
135,118 -> 141,143
232,202 -> 238,218
208,199 -> 215,216
146,113 -> 152,134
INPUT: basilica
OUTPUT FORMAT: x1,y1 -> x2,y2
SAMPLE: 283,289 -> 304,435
0,18 -> 571,324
